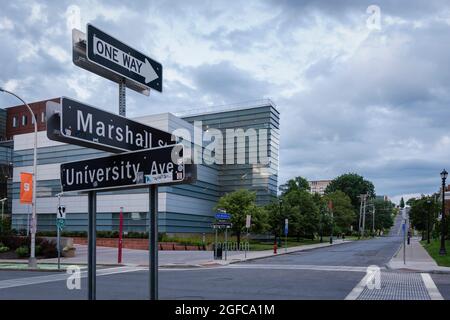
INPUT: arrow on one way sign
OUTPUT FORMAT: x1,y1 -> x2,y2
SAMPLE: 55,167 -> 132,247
87,24 -> 163,92
93,34 -> 159,84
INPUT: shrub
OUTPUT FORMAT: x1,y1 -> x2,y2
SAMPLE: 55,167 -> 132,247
0,235 -> 29,250
16,246 -> 29,258
0,243 -> 9,253
41,241 -> 57,258
125,231 -> 148,239
0,216 -> 11,236
36,238 -> 57,258
60,231 -> 87,238
37,231 -> 57,237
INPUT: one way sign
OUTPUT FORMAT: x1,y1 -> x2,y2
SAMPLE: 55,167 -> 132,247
57,205 -> 66,219
86,24 -> 162,92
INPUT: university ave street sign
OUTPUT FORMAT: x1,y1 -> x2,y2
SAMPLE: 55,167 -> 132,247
47,97 -> 176,153
61,144 -> 186,193
87,24 -> 162,92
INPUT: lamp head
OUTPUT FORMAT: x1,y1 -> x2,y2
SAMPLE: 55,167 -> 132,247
441,169 -> 448,180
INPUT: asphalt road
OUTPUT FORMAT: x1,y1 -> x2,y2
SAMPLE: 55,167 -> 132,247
0,215 -> 447,300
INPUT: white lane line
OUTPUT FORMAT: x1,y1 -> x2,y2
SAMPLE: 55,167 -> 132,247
421,273 -> 444,300
345,273 -> 372,300
0,266 -> 146,290
226,264 -> 368,272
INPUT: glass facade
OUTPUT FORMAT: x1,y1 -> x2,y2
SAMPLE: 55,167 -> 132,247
182,103 -> 279,205
8,102 -> 279,233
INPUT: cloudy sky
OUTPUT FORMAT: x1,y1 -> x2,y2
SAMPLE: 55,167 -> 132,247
1,0 -> 450,203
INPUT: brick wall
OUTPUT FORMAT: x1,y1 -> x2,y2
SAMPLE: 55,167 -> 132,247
72,237 -> 206,251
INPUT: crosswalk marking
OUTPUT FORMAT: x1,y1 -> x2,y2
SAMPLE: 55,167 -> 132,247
0,266 -> 146,290
421,273 -> 444,300
346,271 -> 443,300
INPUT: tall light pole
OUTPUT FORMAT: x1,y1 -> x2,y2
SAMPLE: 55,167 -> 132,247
440,169 -> 448,255
0,88 -> 38,267
0,198 -> 6,221
426,199 -> 431,245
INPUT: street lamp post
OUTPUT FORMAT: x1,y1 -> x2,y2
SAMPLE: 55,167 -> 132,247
0,198 -> 7,234
0,88 -> 38,267
440,169 -> 448,256
426,199 -> 431,245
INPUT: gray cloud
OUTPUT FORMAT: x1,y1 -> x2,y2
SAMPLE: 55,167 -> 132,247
1,0 -> 450,204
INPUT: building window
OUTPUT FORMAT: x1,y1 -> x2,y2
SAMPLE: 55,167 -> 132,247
32,113 -> 38,125
12,116 -> 17,128
41,111 -> 45,123
22,115 -> 27,126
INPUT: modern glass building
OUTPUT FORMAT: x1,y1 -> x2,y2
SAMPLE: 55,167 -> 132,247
3,99 -> 279,234
182,101 -> 279,205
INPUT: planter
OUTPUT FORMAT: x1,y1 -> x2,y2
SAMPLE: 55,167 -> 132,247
72,237 -> 206,251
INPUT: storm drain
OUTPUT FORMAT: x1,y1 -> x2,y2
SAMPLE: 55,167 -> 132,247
357,271 -> 431,300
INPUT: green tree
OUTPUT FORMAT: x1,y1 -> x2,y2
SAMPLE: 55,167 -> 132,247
323,191 -> 355,235
365,198 -> 395,234
400,197 -> 405,208
265,198 -> 285,242
279,176 -> 310,195
215,189 -> 262,246
324,173 -> 376,213
311,193 -> 332,241
409,195 -> 439,240
282,190 -> 319,240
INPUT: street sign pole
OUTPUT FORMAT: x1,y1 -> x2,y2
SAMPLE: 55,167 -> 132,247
224,227 -> 228,261
57,194 -> 61,270
214,228 -> 218,259
119,78 -> 126,116
149,185 -> 158,300
88,191 -> 97,300
403,218 -> 406,265
57,220 -> 60,270
284,218 -> 288,252
118,206 -> 123,264
245,228 -> 249,258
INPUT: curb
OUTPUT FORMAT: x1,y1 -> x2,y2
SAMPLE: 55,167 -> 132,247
0,241 -> 353,270
198,240 -> 353,268
385,240 -> 450,274
384,241 -> 404,270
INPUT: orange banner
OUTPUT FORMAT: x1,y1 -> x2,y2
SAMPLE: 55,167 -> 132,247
20,172 -> 33,204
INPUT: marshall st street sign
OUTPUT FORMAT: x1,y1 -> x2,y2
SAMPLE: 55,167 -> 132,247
87,24 -> 163,92
61,144 -> 187,193
46,97 -> 176,153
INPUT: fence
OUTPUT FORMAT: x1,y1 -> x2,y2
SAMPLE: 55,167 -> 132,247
218,241 -> 250,252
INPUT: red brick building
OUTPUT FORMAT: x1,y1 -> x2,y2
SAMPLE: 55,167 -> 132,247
5,98 -> 58,139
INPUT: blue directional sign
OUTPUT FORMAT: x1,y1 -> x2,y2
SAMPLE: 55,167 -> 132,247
215,212 -> 231,220
86,24 -> 162,92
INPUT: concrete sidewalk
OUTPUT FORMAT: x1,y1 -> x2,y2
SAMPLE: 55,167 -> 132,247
0,239 -> 351,269
387,237 -> 450,273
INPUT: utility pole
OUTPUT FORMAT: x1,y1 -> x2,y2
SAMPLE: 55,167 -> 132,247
372,207 -> 376,235
358,194 -> 364,234
361,195 -> 367,238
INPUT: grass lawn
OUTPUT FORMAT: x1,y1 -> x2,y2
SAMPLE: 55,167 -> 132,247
421,239 -> 450,267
